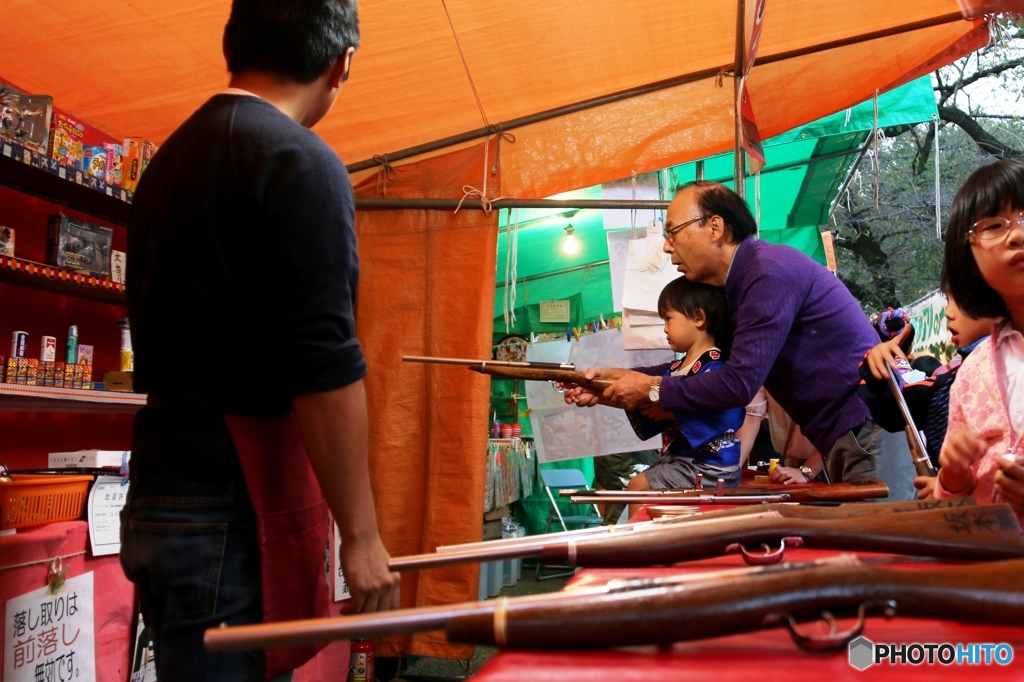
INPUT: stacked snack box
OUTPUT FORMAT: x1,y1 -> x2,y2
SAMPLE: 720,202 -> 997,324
0,225 -> 13,257
101,142 -> 123,186
80,146 -> 107,179
48,112 -> 85,168
121,138 -> 156,192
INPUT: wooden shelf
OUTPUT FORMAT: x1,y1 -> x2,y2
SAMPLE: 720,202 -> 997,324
0,383 -> 145,414
0,255 -> 126,305
0,141 -> 132,226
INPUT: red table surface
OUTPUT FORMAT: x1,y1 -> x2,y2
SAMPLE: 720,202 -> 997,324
472,505 -> 1024,681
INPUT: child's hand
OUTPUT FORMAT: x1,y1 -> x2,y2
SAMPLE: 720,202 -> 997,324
995,456 -> 1024,514
769,466 -> 807,484
865,326 -> 911,380
938,428 -> 1000,494
913,475 -> 936,500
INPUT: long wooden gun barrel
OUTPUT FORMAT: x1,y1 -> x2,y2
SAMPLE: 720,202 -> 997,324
536,504 -> 1024,569
390,500 -> 1010,572
566,479 -> 889,505
402,355 -> 614,391
396,497 -> 976,571
205,555 -> 859,652
205,556 -> 1024,654
886,364 -> 938,477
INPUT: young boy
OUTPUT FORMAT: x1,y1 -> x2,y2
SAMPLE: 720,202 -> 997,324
624,277 -> 745,513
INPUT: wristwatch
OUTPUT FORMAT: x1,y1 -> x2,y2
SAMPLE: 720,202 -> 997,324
649,376 -> 663,403
799,465 -> 814,480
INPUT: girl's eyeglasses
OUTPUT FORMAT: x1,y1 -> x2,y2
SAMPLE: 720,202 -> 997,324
968,211 -> 1024,244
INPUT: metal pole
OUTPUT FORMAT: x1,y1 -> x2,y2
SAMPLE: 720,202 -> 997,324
733,0 -> 746,199
345,13 -> 964,175
496,260 -> 610,289
355,198 -> 669,211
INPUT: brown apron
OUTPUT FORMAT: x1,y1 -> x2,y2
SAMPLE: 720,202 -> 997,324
223,412 -> 333,678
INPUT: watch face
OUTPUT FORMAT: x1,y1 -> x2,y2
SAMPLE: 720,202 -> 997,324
649,388 -> 660,402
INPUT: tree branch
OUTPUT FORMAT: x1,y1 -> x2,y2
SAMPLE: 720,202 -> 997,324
938,105 -> 1024,159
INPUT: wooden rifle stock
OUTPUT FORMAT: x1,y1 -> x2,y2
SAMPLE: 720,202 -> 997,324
648,496 -> 975,522
567,479 -> 890,505
205,557 -> 1024,653
468,364 -> 614,391
389,497 -> 999,569
537,504 -> 1024,568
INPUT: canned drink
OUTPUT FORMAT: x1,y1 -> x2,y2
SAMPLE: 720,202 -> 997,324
40,336 -> 57,362
10,331 -> 28,359
348,640 -> 374,682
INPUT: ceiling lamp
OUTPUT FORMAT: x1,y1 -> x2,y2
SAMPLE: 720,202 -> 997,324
562,224 -> 579,255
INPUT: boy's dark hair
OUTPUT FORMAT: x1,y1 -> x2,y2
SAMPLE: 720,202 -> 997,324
675,181 -> 757,243
911,355 -> 942,377
657,276 -> 733,354
224,0 -> 360,84
942,159 -> 1024,320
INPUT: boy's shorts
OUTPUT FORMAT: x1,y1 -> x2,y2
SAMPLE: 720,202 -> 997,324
643,455 -> 742,490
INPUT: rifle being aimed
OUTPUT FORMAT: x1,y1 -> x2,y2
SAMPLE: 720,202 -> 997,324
402,356 -> 614,392
389,502 -> 1020,572
205,555 -> 1024,654
565,478 -> 890,505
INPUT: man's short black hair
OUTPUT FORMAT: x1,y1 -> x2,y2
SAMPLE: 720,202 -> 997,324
224,0 -> 360,84
657,276 -> 733,354
941,159 -> 1024,320
676,181 -> 757,243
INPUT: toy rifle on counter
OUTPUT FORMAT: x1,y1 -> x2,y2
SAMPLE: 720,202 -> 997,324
205,554 -> 1024,654
402,356 -> 615,392
389,502 -> 1020,572
885,364 -> 938,477
565,478 -> 890,505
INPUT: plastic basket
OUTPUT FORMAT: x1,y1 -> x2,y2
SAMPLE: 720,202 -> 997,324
1,474 -> 93,530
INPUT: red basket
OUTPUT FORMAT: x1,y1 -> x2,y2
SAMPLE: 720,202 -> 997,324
0,474 -> 94,530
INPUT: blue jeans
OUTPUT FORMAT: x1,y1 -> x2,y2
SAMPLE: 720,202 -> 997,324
120,473 -> 281,682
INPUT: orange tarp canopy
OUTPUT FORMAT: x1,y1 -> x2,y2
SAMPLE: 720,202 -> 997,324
1,1 -> 987,200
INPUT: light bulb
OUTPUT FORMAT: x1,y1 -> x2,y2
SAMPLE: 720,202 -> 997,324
562,224 -> 579,254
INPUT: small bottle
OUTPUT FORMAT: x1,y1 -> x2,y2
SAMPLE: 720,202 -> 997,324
117,318 -> 133,371
65,325 -> 78,364
348,639 -> 374,682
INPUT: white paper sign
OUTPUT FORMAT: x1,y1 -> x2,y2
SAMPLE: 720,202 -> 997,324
538,300 -> 570,323
4,572 -> 95,682
87,476 -> 129,556
622,233 -> 678,313
330,523 -> 351,602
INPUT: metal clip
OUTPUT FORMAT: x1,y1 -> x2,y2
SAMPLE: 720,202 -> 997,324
725,536 -> 804,565
763,600 -> 898,652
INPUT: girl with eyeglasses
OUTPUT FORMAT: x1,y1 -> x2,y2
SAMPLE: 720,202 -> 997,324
934,159 -> 1024,520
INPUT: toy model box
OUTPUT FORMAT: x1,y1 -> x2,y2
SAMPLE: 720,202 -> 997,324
48,112 -> 85,167
121,138 -> 156,192
101,142 -> 123,187
0,225 -> 13,257
0,81 -> 53,152
48,449 -> 130,469
47,213 -> 114,275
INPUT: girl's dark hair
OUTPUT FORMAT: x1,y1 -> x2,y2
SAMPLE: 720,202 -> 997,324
942,159 -> 1024,319
224,0 -> 360,84
657,276 -> 733,354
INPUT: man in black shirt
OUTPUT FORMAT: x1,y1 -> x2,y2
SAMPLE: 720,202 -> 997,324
121,2 -> 399,680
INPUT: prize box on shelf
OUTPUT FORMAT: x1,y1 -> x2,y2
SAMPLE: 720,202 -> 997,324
0,474 -> 93,531
46,212 -> 114,276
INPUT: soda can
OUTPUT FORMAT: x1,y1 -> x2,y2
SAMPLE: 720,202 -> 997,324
10,331 -> 28,359
40,336 -> 57,362
66,325 -> 78,364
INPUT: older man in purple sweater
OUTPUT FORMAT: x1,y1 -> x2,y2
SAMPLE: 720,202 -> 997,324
568,181 -> 916,500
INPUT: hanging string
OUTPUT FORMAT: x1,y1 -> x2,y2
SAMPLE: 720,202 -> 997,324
455,136 -> 510,214
754,170 -> 762,237
933,114 -> 942,240
372,154 -> 397,196
504,209 -> 519,332
872,89 -> 880,211
579,264 -> 592,296
487,124 -> 515,175
630,169 -> 638,239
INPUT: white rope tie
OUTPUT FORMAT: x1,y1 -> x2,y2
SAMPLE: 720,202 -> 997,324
934,113 -> 942,240
754,170 -> 762,235
630,169 -> 638,240
503,208 -> 520,332
455,132 -> 509,214
872,89 -> 880,211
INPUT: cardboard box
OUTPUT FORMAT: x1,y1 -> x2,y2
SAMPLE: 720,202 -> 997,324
0,81 -> 53,152
0,225 -> 13,257
101,142 -> 123,187
48,449 -> 130,469
121,138 -> 156,192
103,370 -> 133,392
47,213 -> 114,275
48,112 -> 84,168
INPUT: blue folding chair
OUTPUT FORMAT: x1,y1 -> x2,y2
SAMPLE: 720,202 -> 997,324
535,468 -> 604,580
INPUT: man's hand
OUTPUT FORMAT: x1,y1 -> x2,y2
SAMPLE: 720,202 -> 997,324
938,428 -> 999,494
561,367 -> 629,408
913,475 -> 936,500
341,534 -> 401,613
995,456 -> 1024,515
865,325 -> 911,380
601,370 -> 657,410
769,466 -> 808,485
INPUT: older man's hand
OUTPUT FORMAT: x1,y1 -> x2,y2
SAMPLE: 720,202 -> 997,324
601,370 -> 657,410
561,367 -> 629,407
